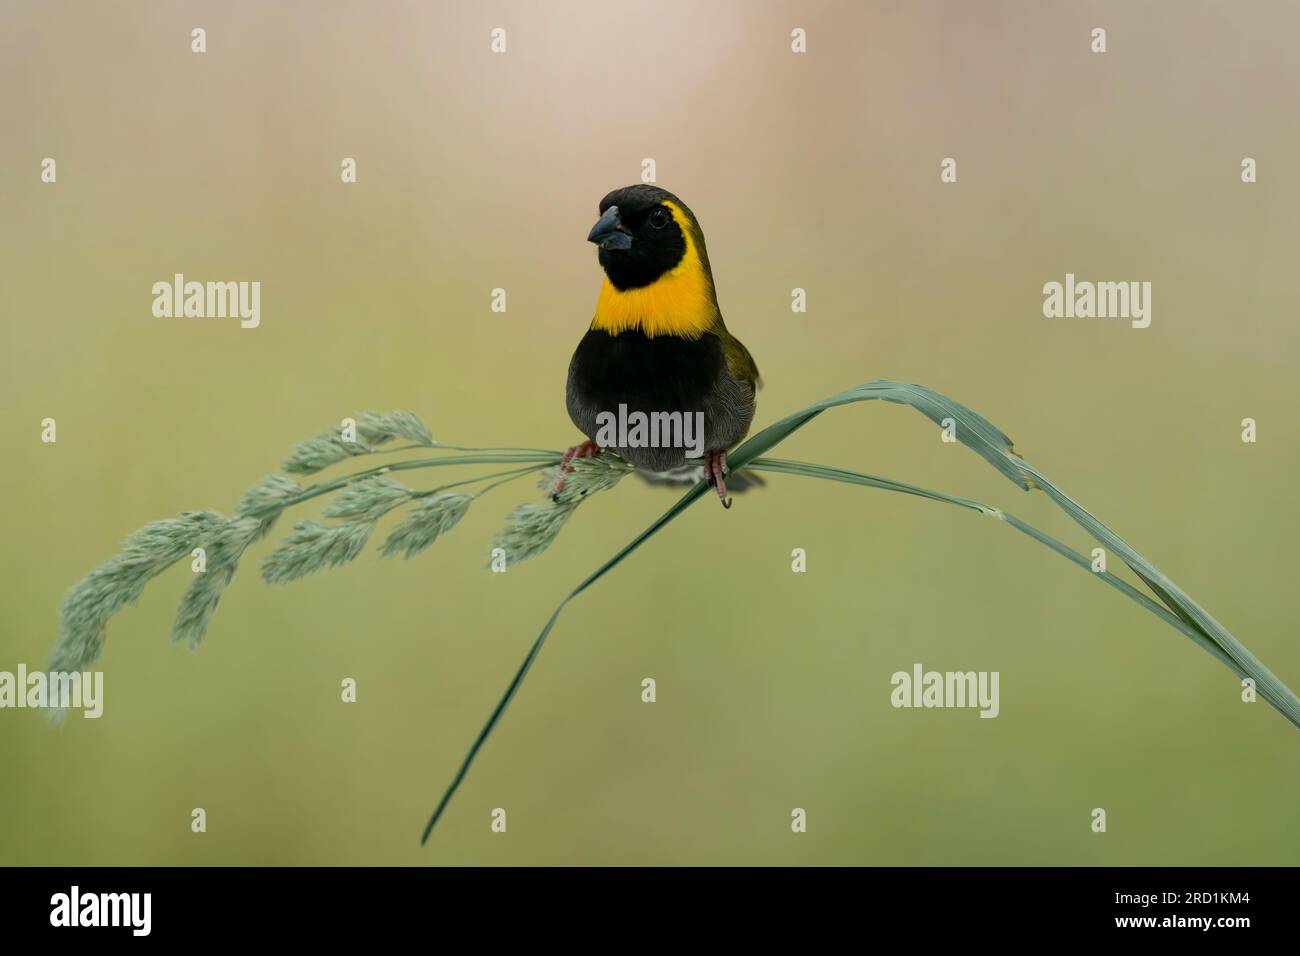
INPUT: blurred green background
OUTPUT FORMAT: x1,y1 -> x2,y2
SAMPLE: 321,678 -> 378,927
3,0 -> 1298,865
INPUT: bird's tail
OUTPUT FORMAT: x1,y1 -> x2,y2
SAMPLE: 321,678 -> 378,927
635,465 -> 766,493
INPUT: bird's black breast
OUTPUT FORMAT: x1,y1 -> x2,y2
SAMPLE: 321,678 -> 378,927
567,327 -> 724,417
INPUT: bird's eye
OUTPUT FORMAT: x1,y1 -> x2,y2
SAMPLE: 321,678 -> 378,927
648,207 -> 670,229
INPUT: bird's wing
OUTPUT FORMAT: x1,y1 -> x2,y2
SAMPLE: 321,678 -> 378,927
719,329 -> 762,391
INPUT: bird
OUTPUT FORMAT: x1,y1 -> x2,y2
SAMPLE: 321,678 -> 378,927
562,184 -> 760,507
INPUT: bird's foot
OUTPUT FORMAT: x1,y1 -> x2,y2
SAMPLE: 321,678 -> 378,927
703,450 -> 732,509
552,439 -> 600,499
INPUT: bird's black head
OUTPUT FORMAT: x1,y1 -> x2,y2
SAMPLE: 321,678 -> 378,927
587,185 -> 701,291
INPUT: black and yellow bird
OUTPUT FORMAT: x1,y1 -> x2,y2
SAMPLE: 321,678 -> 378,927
562,185 -> 760,505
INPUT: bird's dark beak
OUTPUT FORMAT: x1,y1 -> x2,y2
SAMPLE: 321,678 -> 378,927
587,205 -> 633,251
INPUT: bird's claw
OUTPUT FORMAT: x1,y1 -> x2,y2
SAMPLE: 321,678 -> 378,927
553,439 -> 600,498
703,450 -> 732,508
